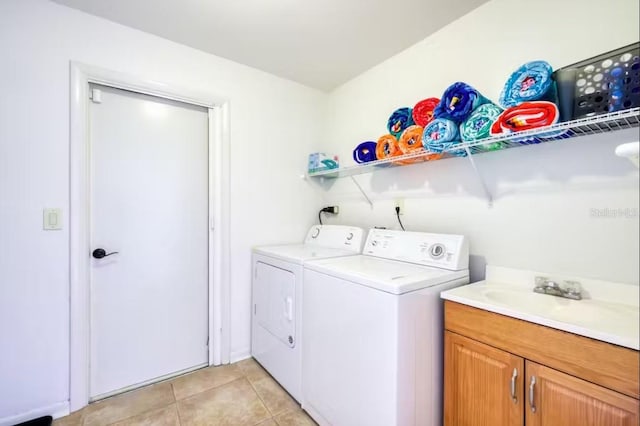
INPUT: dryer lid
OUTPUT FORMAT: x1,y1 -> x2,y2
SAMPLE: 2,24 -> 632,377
252,225 -> 365,263
253,244 -> 361,264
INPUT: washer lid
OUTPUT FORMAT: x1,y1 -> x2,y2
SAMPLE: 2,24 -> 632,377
253,244 -> 360,265
304,255 -> 469,294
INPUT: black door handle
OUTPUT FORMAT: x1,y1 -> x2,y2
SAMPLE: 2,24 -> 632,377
92,248 -> 119,259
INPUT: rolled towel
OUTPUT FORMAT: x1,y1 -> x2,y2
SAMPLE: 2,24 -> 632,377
434,82 -> 490,123
397,125 -> 429,163
499,61 -> 558,108
490,101 -> 560,141
387,108 -> 415,138
400,125 -> 442,162
376,134 -> 403,161
422,118 -> 465,156
353,141 -> 378,163
460,104 -> 505,151
412,98 -> 440,127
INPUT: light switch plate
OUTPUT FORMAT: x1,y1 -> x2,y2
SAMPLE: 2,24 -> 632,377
43,208 -> 62,230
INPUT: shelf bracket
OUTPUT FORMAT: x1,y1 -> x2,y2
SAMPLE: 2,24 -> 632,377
464,147 -> 493,207
350,175 -> 373,208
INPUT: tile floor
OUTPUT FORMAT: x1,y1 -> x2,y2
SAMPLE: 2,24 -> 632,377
54,358 -> 316,426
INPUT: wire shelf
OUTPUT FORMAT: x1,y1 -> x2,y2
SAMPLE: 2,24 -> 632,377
308,107 -> 640,179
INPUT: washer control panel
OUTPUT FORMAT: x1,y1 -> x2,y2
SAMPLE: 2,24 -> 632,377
304,225 -> 365,253
363,229 -> 468,270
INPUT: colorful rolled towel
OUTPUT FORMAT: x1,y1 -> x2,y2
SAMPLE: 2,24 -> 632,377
398,125 -> 423,151
353,141 -> 378,163
387,108 -> 415,138
376,134 -> 403,162
499,61 -> 558,108
460,104 -> 505,151
434,82 -> 490,123
397,125 -> 425,163
399,125 -> 441,162
490,101 -> 560,139
412,98 -> 440,127
422,118 -> 465,156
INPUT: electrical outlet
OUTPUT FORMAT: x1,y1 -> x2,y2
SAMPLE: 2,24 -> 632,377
394,199 -> 404,215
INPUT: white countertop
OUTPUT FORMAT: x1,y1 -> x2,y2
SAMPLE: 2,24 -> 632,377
441,266 -> 639,350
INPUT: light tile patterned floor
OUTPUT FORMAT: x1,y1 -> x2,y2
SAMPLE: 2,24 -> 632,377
54,358 -> 316,426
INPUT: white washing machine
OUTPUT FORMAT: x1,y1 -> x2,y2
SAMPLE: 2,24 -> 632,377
251,225 -> 365,402
302,229 -> 469,426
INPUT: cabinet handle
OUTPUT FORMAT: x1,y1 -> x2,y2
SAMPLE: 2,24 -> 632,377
510,368 -> 518,403
529,376 -> 537,413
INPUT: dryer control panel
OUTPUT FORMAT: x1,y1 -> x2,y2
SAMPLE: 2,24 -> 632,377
363,229 -> 469,271
304,225 -> 364,253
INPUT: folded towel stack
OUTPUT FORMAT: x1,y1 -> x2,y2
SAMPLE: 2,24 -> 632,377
434,82 -> 491,124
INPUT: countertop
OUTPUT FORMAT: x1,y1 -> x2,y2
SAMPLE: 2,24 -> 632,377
441,266 -> 639,350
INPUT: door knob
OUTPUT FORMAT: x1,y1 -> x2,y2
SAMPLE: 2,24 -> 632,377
92,248 -> 119,259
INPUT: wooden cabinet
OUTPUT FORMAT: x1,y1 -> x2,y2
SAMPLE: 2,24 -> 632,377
526,361 -> 639,426
445,332 -> 524,426
444,301 -> 640,426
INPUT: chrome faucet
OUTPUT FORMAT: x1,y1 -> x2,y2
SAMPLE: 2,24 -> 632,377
533,276 -> 582,300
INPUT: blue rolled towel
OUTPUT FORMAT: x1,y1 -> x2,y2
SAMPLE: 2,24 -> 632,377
499,60 -> 558,108
353,141 -> 378,163
434,82 -> 490,123
422,118 -> 465,156
387,107 -> 415,138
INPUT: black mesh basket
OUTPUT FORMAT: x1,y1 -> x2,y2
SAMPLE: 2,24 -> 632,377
554,42 -> 640,121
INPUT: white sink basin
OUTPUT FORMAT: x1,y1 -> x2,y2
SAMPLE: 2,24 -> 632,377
481,287 -> 638,325
482,288 -> 564,312
442,280 -> 640,350
548,301 -> 639,329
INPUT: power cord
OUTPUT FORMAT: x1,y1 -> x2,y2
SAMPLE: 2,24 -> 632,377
395,206 -> 405,231
318,206 -> 339,225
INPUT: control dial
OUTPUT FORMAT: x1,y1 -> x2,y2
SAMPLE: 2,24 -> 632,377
429,243 -> 446,259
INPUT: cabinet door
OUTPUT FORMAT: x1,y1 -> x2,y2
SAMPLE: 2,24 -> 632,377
444,331 -> 524,426
526,361 -> 639,426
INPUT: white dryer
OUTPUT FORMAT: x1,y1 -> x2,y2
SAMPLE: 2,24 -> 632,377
251,225 -> 365,402
302,229 -> 469,426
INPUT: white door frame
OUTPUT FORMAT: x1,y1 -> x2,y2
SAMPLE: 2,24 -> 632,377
69,62 -> 231,411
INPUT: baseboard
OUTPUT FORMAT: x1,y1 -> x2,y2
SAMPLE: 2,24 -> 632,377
0,401 -> 69,426
229,349 -> 251,364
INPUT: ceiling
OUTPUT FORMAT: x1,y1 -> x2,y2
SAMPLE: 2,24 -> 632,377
51,0 -> 488,91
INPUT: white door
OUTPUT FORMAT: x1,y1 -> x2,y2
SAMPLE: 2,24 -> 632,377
89,84 -> 209,399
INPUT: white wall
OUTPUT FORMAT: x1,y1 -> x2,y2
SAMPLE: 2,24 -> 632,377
321,0 -> 640,284
1,0 -> 639,422
0,0 -> 325,422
